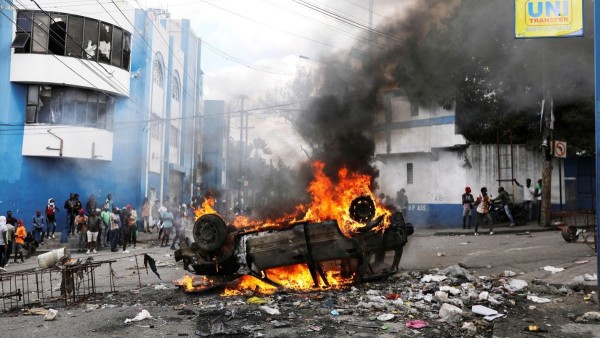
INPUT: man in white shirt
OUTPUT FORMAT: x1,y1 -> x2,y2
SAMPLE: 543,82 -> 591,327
514,178 -> 536,222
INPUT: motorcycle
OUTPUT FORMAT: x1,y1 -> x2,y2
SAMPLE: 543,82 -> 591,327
489,201 -> 528,226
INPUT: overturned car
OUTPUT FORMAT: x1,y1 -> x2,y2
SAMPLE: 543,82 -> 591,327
174,195 -> 413,289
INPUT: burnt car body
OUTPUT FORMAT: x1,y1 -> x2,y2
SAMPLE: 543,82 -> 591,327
175,196 -> 414,288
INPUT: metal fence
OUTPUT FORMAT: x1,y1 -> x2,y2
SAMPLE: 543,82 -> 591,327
0,256 -> 147,312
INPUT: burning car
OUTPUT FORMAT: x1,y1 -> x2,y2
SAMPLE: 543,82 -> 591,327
174,162 -> 413,293
175,196 -> 413,292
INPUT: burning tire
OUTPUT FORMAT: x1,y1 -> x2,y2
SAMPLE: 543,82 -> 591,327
193,214 -> 227,252
349,196 -> 375,223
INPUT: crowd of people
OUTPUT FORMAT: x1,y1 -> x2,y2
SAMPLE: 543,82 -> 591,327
0,193 -> 195,267
461,178 -> 543,235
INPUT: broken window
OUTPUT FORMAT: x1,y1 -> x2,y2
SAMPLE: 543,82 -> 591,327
153,58 -> 164,88
15,11 -> 33,53
407,163 -> 414,185
122,32 -> 131,71
83,19 -> 98,60
48,14 -> 67,55
98,23 -> 112,64
12,33 -> 30,49
14,10 -> 131,71
66,15 -> 84,58
32,12 -> 49,53
26,85 -> 114,130
25,85 -> 39,123
111,26 -> 122,68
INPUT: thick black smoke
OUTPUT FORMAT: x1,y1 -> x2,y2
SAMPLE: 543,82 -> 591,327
293,0 -> 593,178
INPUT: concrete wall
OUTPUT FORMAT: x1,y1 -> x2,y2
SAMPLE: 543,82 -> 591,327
376,144 -> 565,228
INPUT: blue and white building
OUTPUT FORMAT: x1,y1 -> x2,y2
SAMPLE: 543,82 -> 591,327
374,91 -> 590,228
0,0 -> 204,229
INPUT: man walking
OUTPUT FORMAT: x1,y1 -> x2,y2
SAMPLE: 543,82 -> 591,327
74,209 -> 88,252
0,216 -> 8,268
32,209 -> 45,244
474,187 -> 493,235
45,198 -> 59,239
86,209 -> 101,254
64,193 -> 77,236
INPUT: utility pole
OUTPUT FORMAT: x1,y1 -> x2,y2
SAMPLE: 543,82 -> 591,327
540,92 -> 553,227
238,95 -> 245,211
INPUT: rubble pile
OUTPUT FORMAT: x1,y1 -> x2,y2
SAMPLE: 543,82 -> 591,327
12,263 -> 598,338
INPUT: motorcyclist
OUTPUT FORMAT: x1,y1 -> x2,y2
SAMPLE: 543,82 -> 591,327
491,187 -> 515,227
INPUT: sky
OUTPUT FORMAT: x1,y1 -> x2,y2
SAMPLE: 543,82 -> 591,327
140,0 -> 412,163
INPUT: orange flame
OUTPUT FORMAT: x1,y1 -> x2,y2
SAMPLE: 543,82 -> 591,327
221,263 -> 355,296
175,275 -> 215,292
187,162 -> 391,295
194,197 -> 218,219
297,161 -> 391,236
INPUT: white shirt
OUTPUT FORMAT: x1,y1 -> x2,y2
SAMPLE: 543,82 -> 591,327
523,185 -> 535,201
0,224 -> 6,246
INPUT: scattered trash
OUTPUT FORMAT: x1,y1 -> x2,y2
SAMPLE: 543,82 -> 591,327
527,295 -> 551,303
44,309 -> 58,321
259,305 -> 280,315
472,305 -> 505,321
439,286 -> 461,295
124,309 -> 152,323
420,274 -> 447,282
26,308 -> 49,316
144,254 -> 161,279
478,291 -> 489,301
308,325 -> 322,332
377,313 -> 394,321
524,325 -> 547,332
330,310 -> 339,316
439,303 -> 463,323
405,319 -> 429,329
574,260 -> 589,264
247,296 -> 268,305
461,322 -> 477,334
575,312 -> 600,322
85,304 -> 101,311
583,274 -> 597,281
543,266 -> 564,274
437,252 -> 446,257
272,320 -> 291,328
505,279 -> 528,292
154,284 -> 169,290
503,270 -> 517,277
385,293 -> 402,300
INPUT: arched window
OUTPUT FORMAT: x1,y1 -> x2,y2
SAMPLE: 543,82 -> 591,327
153,58 -> 164,88
172,73 -> 181,102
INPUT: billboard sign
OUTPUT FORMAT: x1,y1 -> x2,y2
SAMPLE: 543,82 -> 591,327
515,0 -> 584,38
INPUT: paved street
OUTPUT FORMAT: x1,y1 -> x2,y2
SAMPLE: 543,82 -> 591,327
0,224 -> 596,337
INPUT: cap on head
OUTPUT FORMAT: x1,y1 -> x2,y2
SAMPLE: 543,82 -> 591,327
79,209 -> 85,215
465,186 -> 471,193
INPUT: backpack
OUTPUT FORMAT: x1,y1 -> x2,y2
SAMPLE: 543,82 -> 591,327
46,205 -> 54,216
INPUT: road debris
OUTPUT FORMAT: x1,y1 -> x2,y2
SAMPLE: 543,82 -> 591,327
124,309 -> 152,323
